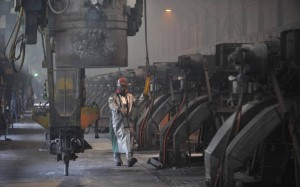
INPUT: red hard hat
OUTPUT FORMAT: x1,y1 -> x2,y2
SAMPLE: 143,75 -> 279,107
117,77 -> 128,87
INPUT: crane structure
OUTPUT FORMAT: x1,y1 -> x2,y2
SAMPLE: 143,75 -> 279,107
12,0 -> 143,175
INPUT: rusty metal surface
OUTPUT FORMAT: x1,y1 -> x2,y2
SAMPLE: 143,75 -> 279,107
49,0 -> 128,68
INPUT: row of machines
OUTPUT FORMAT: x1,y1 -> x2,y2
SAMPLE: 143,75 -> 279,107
86,28 -> 300,187
205,29 -> 300,187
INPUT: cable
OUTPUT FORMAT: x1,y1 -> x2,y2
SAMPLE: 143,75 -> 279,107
213,53 -> 246,187
13,34 -> 25,60
144,0 -> 150,75
139,90 -> 156,146
4,7 -> 26,73
162,95 -> 186,164
12,37 -> 26,73
4,17 -> 19,61
139,0 -> 158,147
213,89 -> 244,187
48,0 -> 70,14
142,0 -> 152,98
139,108 -> 150,145
183,71 -> 192,166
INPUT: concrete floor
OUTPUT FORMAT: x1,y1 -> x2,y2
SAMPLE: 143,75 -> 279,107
0,114 -> 205,187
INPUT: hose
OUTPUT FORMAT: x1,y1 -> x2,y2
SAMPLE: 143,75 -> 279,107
139,95 -> 155,145
213,88 -> 244,187
144,0 -> 150,75
162,95 -> 186,164
213,53 -> 246,187
4,7 -> 26,73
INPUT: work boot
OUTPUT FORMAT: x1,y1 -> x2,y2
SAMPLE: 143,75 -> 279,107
126,152 -> 137,167
113,153 -> 123,166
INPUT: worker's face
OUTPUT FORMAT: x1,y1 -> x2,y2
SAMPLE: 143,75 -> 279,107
120,85 -> 127,95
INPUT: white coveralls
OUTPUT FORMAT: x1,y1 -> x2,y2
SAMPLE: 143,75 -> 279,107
108,91 -> 136,166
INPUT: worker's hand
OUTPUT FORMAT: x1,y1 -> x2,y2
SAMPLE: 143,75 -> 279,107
119,108 -> 127,115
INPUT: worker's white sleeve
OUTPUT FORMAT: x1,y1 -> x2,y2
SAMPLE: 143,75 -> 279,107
108,95 -> 119,112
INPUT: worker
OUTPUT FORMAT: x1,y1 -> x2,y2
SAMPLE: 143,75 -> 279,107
108,77 -> 137,167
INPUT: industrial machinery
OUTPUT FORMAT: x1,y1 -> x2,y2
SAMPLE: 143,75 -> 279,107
142,49 -> 242,168
133,54 -> 216,167
135,62 -> 182,150
147,41 -> 273,169
155,54 -> 213,167
11,0 -> 143,175
205,29 -> 300,187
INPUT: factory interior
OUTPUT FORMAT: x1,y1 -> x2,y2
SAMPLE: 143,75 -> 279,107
0,0 -> 300,186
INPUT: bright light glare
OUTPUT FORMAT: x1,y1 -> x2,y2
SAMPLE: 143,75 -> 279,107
165,9 -> 172,13
34,73 -> 39,77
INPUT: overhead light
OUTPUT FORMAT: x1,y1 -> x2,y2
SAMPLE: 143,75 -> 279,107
165,9 -> 172,13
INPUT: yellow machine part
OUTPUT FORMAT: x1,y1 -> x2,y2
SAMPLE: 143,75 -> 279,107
143,75 -> 151,96
80,107 -> 100,129
32,110 -> 50,130
56,78 -> 74,90
32,107 -> 100,129
159,113 -> 170,130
